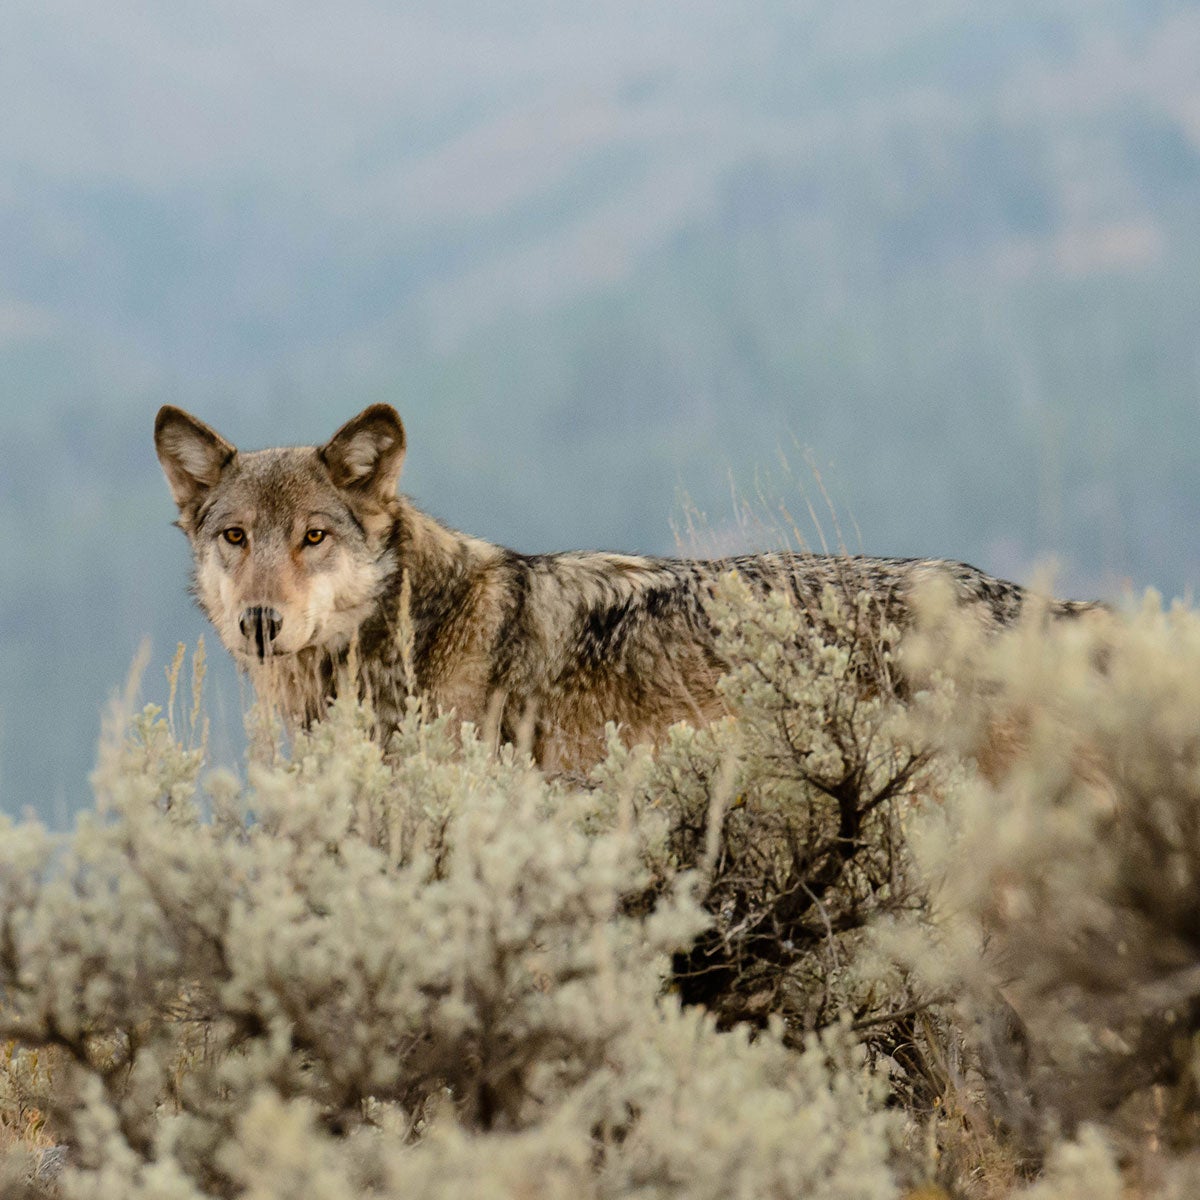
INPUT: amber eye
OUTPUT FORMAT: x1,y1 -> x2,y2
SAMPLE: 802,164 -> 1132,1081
222,527 -> 246,546
303,528 -> 327,547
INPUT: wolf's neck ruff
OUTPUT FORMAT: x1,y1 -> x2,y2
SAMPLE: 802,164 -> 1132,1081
155,404 -> 1104,772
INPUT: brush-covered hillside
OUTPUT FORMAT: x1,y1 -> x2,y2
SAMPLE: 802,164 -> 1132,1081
3,575 -> 1200,1198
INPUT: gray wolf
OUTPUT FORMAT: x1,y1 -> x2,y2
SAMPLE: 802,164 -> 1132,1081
154,404 -> 1101,771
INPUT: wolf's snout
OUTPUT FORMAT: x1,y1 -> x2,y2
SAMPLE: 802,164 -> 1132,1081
240,606 -> 283,659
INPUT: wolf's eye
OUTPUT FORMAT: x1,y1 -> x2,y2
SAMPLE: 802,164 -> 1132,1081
304,529 -> 327,546
223,527 -> 246,546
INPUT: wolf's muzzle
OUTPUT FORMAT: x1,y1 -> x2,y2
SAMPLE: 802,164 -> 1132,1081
240,606 -> 283,659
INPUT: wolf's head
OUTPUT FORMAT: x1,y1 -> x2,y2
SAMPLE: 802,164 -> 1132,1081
154,405 -> 404,663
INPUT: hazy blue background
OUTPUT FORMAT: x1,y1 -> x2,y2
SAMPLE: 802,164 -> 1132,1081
4,0 -> 1200,821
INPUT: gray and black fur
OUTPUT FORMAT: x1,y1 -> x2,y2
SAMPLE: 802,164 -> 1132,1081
155,404 -> 1103,772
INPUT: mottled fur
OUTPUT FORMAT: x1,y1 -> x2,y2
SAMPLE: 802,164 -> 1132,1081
155,404 -> 1101,772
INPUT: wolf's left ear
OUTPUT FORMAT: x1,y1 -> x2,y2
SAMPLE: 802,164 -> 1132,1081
155,406 -> 237,516
320,405 -> 407,501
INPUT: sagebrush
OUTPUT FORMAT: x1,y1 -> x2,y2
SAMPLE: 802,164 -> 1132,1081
3,574 -> 1200,1198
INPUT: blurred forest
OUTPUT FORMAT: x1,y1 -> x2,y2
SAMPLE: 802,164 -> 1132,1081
3,0 -> 1200,819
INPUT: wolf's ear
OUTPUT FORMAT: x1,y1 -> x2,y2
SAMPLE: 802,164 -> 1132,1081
320,405 -> 407,501
154,406 -> 237,515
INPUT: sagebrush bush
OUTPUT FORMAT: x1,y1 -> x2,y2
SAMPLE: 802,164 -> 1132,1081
885,590 -> 1200,1180
596,572 -> 943,1056
0,642 -> 902,1200
6,571 -> 1200,1199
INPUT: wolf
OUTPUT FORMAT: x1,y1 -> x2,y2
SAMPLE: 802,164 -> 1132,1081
154,404 -> 1102,771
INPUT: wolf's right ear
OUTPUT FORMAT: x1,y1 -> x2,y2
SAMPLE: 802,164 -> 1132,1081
154,406 -> 237,516
320,404 -> 407,502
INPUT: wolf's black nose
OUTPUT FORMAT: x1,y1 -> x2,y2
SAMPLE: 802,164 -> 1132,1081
240,607 -> 283,659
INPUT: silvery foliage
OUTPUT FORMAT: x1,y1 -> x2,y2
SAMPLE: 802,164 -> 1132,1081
890,591 -> 1200,1156
0,674 -> 901,1199
596,571 -> 938,1037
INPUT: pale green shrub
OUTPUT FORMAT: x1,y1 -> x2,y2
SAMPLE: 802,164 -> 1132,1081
888,592 -> 1200,1171
0,670 -> 902,1200
601,571 -> 942,1061
13,567 -> 1200,1198
1012,1126 -> 1123,1200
